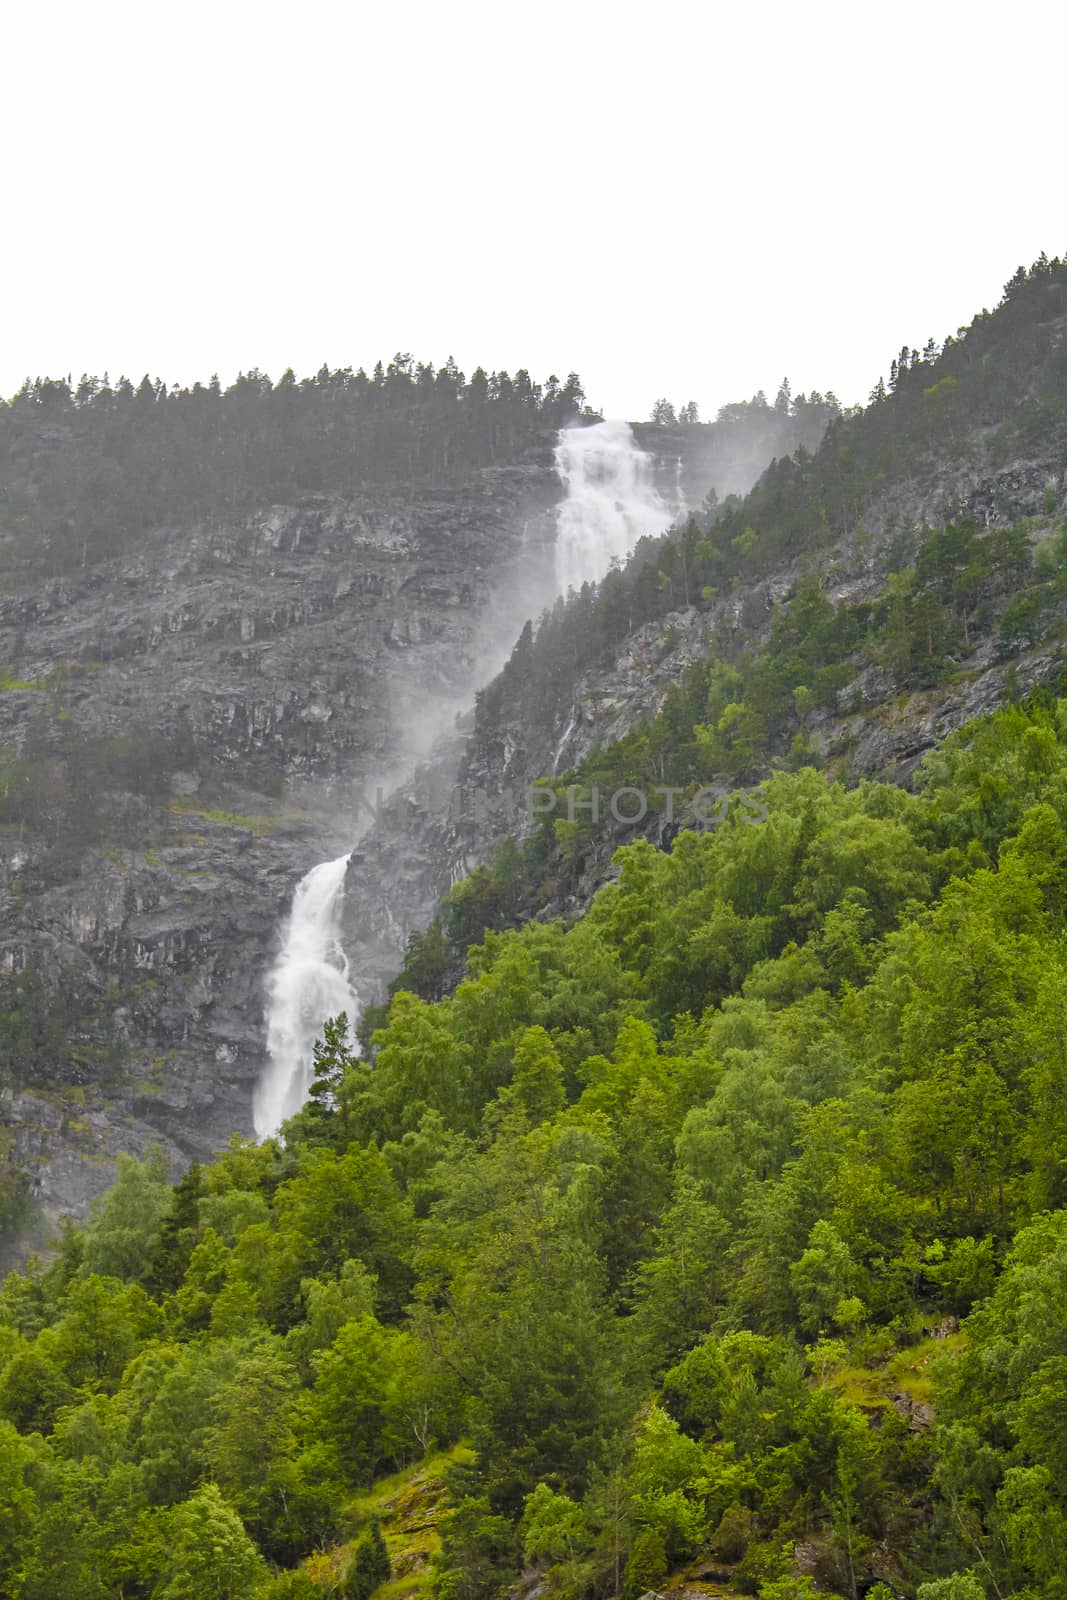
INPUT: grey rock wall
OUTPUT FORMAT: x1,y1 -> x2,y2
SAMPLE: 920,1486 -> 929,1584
0,456 -> 563,1228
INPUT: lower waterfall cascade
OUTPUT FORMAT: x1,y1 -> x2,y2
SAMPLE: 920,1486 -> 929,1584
253,854 -> 359,1139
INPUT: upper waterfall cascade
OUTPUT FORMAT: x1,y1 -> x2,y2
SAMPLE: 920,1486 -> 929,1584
254,420 -> 678,1138
553,418 -> 674,594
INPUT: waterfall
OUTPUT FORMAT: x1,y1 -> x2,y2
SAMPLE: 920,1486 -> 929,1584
554,419 -> 672,594
253,854 -> 358,1139
254,418 -> 680,1136
551,709 -> 579,775
674,453 -> 686,520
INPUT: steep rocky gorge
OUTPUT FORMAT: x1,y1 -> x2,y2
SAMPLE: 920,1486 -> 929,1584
0,452 -> 566,1234
337,442 -> 1066,1010
5,388 -> 1061,1244
0,426 -> 735,1237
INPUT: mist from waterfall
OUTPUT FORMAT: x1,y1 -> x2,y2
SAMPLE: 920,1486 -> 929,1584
254,418 -> 679,1138
554,419 -> 672,594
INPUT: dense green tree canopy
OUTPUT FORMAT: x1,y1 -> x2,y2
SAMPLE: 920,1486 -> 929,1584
1,696 -> 1066,1597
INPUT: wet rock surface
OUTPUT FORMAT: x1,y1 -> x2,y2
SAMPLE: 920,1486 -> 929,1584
0,458 -> 565,1227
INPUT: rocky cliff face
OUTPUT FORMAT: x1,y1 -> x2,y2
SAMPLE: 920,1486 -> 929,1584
495,452 -> 1066,789
336,443 -> 1066,1009
10,404 -> 1052,1243
1,453 -> 567,1234
0,426 -> 729,1238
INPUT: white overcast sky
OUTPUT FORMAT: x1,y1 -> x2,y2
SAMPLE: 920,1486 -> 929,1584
3,0 -> 1064,420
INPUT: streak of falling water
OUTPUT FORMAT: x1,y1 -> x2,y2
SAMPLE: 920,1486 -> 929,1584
554,419 -> 672,594
253,854 -> 358,1139
256,419 -> 680,1136
551,709 -> 579,775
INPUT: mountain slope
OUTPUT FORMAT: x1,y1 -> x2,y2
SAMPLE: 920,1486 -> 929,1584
350,256 -> 1067,1012
0,373 -> 832,1239
1,258 -> 1066,1598
1,696 -> 1066,1597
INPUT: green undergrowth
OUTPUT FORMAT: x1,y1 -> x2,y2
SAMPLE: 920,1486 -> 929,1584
3,690 -> 1067,1599
346,1447 -> 477,1600
166,802 -> 307,836
819,1331 -> 968,1414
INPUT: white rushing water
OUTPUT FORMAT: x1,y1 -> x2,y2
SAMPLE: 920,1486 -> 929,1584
254,418 -> 679,1137
554,418 -> 672,594
551,709 -> 579,775
253,854 -> 359,1138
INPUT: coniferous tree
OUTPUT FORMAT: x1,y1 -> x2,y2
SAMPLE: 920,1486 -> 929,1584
345,1522 -> 391,1600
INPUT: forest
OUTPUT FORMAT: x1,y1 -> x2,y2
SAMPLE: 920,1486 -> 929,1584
0,357 -> 588,580
0,355 -> 845,586
1,696 -> 1067,1598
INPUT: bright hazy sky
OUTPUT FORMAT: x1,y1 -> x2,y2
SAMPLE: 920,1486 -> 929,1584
4,0 -> 1064,421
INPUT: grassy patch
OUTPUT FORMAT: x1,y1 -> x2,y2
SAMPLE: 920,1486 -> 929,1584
376,1569 -> 435,1600
814,1329 -> 969,1422
329,1445 -> 477,1599
823,1362 -> 894,1411
887,1332 -> 967,1402
167,803 -> 307,836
